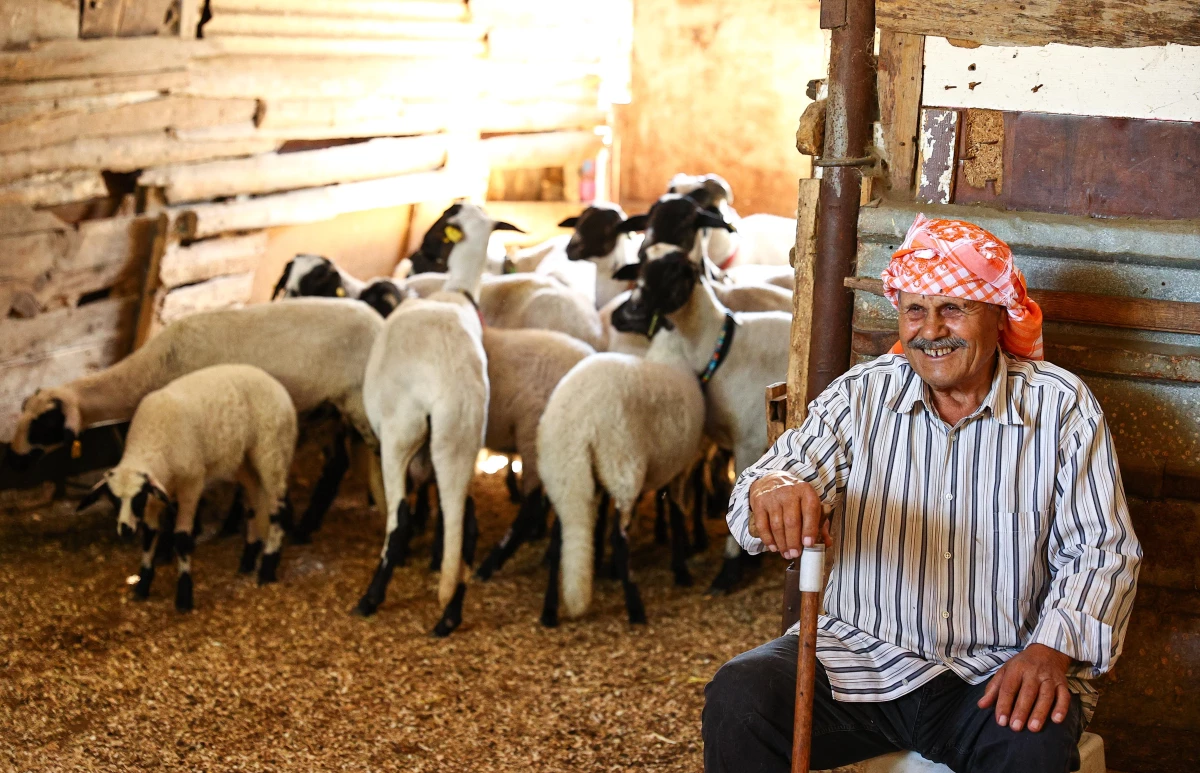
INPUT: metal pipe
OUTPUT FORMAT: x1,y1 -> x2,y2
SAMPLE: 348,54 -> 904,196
805,0 -> 876,403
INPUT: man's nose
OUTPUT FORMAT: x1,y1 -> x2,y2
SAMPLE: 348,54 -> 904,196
919,311 -> 948,342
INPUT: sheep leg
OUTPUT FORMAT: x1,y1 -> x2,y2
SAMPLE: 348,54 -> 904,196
612,513 -> 647,625
539,518 -> 563,628
237,509 -> 262,575
505,461 -> 521,504
432,496 -> 478,638
153,508 -> 176,566
412,477 -> 433,535
653,488 -> 669,545
475,484 -> 545,581
354,430 -> 421,617
592,491 -> 609,577
707,448 -> 734,519
408,443 -> 435,535
173,490 -> 201,612
257,497 -> 290,585
428,506 -> 444,572
293,424 -> 349,544
690,461 -> 709,554
133,520 -> 160,600
218,485 -> 246,538
667,495 -> 694,587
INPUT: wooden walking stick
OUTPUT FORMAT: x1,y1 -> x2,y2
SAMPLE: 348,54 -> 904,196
791,543 -> 825,773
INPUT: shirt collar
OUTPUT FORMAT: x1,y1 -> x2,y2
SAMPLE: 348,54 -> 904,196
886,350 -> 1023,426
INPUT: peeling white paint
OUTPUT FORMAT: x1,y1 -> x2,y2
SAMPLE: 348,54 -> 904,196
917,109 -> 957,205
923,37 -> 1200,122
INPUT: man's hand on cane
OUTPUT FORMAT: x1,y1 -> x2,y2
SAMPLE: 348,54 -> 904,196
748,471 -> 832,557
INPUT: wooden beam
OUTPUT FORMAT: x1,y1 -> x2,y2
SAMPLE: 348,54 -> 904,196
0,96 -> 260,155
0,0 -> 79,47
0,204 -> 66,238
480,102 -> 608,134
141,134 -> 450,204
877,32 -> 924,198
0,38 -> 214,82
0,297 -> 137,366
179,0 -> 203,38
876,0 -> 1200,48
0,134 -> 279,185
158,272 -> 255,324
845,277 -> 1200,337
0,70 -> 188,105
0,91 -> 164,125
173,168 -> 480,239
159,232 -> 268,289
135,214 -> 171,348
786,179 -> 820,430
204,14 -> 484,40
0,171 -> 108,208
206,35 -> 485,58
81,0 -> 179,38
486,27 -> 607,63
209,0 -> 468,21
482,131 -> 603,169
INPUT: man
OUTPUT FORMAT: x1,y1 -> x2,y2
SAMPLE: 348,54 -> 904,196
702,215 -> 1141,773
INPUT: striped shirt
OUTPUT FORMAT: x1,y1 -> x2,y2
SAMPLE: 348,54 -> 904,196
728,353 -> 1141,721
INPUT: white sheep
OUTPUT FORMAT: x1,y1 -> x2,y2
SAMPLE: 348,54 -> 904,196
536,331 -> 707,626
355,201 -> 522,636
77,365 -> 297,611
10,299 -> 389,536
666,172 -> 796,269
611,232 -> 790,595
273,254 -> 410,318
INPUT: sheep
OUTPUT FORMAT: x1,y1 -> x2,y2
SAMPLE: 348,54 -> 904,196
556,203 -> 643,309
355,201 -> 523,636
537,330 -> 707,626
76,365 -> 297,611
611,235 -> 790,595
273,254 -> 411,318
9,299 -> 389,537
666,172 -> 796,269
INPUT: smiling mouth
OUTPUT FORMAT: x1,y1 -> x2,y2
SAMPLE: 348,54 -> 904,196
922,347 -> 958,359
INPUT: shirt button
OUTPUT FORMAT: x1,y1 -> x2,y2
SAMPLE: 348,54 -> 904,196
944,551 -> 952,559
942,611 -> 950,619
945,493 -> 954,501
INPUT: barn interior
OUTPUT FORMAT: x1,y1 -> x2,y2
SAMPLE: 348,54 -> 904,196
0,1 -> 1197,771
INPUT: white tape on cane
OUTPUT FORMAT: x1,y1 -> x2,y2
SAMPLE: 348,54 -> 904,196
798,545 -> 825,593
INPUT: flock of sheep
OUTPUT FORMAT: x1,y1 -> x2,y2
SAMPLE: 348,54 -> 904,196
8,172 -> 798,636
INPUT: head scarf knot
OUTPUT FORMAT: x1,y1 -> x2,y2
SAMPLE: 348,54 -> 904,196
881,213 -> 1044,360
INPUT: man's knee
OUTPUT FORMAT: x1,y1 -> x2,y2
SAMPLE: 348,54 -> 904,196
968,706 -> 1082,772
702,640 -> 796,736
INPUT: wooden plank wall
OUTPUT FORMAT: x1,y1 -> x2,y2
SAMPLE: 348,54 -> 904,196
0,0 -> 629,443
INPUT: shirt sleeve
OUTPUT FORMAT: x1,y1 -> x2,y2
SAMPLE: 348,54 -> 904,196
726,387 -> 854,554
1031,412 -> 1142,677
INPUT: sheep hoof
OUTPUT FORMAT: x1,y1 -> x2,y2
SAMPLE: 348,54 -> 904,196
238,541 -> 263,574
673,569 -> 693,588
257,553 -> 280,585
352,597 -> 379,617
628,608 -> 648,625
289,530 -> 313,546
539,609 -> 559,628
431,583 -> 467,637
474,552 -> 501,582
175,574 -> 194,612
132,568 -> 154,599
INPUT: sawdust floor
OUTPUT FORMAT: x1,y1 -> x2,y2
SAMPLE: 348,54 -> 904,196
0,467 -> 782,772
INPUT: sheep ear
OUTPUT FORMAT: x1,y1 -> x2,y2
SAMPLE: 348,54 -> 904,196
492,221 -> 526,234
697,210 -> 736,232
615,214 -> 649,234
558,216 -> 580,228
702,174 -> 733,204
272,260 -> 294,299
77,480 -> 112,512
611,262 -> 642,281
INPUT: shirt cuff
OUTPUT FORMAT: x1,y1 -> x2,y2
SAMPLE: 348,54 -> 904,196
1029,607 -> 1114,677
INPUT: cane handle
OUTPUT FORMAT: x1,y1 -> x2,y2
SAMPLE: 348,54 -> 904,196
798,544 -> 825,593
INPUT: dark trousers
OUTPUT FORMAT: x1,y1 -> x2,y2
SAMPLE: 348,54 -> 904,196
702,636 -> 1083,773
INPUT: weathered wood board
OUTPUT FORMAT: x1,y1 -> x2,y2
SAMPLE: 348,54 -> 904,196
141,134 -> 450,203
877,32 -> 924,197
0,70 -> 188,105
0,171 -> 107,208
81,0 -> 180,38
916,108 -> 959,204
210,0 -> 468,19
876,0 -> 1200,48
786,178 -> 820,430
0,38 -> 213,82
953,111 -> 1200,220
482,131 -> 603,170
159,232 -> 268,289
204,14 -> 484,40
0,0 -> 78,47
205,35 -> 485,59
923,37 -> 1200,123
158,272 -> 255,323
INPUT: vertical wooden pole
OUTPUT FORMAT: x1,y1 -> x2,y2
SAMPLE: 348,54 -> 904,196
787,179 -> 820,430
133,212 -> 171,349
877,32 -> 926,197
791,589 -> 822,773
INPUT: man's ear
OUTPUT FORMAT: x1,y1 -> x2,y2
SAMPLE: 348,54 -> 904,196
492,221 -> 526,233
558,216 -> 580,228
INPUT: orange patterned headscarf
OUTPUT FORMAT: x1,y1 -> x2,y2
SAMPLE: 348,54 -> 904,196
881,214 -> 1044,360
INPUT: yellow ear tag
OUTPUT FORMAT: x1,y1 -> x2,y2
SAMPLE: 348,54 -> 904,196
443,225 -> 463,244
648,312 -> 660,337
71,439 -> 82,459
335,287 -> 346,297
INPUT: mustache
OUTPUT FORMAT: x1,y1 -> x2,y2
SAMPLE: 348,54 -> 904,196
908,335 -> 968,352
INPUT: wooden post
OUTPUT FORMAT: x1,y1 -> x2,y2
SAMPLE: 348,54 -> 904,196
877,32 -> 925,197
133,213 -> 171,348
787,179 -> 820,429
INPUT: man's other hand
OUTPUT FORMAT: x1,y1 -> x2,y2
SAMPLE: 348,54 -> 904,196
747,472 -> 829,559
977,643 -> 1072,732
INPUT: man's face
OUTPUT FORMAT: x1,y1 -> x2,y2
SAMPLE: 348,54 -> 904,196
898,291 -> 1005,392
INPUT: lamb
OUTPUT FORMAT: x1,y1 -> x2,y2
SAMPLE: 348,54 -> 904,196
666,172 -> 796,269
537,331 -> 707,625
611,233 -> 790,595
10,298 -> 389,536
557,203 -> 642,309
76,365 -> 297,611
355,201 -> 522,636
273,254 -> 410,318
